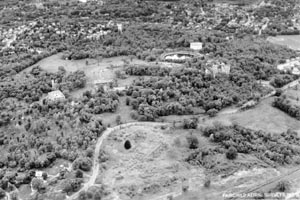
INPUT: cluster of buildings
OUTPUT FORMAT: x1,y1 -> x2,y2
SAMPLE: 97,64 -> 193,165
168,0 -> 298,37
277,57 -> 300,75
205,60 -> 231,77
0,23 -> 36,51
0,15 -> 124,56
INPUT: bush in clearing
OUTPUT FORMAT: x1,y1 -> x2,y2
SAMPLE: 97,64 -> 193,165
186,135 -> 199,149
72,157 -> 92,172
226,146 -> 238,160
274,181 -> 291,192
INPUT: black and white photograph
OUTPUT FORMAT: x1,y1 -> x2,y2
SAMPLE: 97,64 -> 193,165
0,0 -> 300,199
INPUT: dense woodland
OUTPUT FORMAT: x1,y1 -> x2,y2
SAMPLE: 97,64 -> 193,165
125,66 -> 270,120
186,125 -> 300,170
273,94 -> 300,119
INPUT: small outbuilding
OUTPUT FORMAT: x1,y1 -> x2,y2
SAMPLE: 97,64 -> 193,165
190,42 -> 203,51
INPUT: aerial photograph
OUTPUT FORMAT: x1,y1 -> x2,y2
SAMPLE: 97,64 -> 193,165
1,0 -> 300,199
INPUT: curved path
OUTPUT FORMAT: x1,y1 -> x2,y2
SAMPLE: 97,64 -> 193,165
68,122 -> 169,200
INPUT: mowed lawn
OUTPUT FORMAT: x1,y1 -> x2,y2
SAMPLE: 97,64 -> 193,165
23,53 -> 147,83
268,35 -> 300,51
20,52 -> 149,98
214,98 -> 300,134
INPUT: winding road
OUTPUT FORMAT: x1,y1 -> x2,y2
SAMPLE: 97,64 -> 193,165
67,122 -> 169,200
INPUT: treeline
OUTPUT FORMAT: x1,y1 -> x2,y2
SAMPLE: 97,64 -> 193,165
273,95 -> 300,120
0,49 -> 64,81
186,124 -> 300,168
125,64 -> 171,76
270,74 -> 298,88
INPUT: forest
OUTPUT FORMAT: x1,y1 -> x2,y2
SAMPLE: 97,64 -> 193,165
186,125 -> 300,170
121,36 -> 297,120
125,66 -> 270,120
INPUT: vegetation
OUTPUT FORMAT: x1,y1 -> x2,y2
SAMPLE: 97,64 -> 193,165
186,125 -> 300,168
0,0 -> 300,198
273,94 -> 300,120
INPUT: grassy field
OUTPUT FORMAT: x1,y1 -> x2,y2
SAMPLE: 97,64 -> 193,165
20,53 -> 149,98
99,124 -> 283,200
100,125 -> 206,200
268,35 -> 300,51
204,97 -> 300,134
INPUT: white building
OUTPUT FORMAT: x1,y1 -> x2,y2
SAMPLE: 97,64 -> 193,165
190,42 -> 203,51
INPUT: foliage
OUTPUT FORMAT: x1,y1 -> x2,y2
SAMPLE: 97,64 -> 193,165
72,157 -> 93,172
274,181 -> 291,192
187,125 -> 300,166
186,135 -> 199,149
226,146 -> 238,160
273,95 -> 300,120
61,179 -> 82,194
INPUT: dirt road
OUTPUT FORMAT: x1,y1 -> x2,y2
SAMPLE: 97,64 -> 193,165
68,122 -> 169,200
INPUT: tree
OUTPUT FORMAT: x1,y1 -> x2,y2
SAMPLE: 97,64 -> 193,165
79,191 -> 87,200
207,109 -> 218,117
93,191 -> 102,200
125,97 -> 131,106
42,172 -> 47,180
75,170 -> 83,178
10,191 -> 18,200
186,135 -> 199,149
62,179 -> 82,194
31,178 -> 44,192
86,148 -> 94,158
72,157 -> 92,172
204,178 -> 211,188
226,146 -> 238,160
275,181 -> 291,192
116,115 -> 121,125
183,118 -> 198,129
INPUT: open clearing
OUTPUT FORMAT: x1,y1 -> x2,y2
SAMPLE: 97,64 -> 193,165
100,125 -> 206,200
97,124 -> 295,200
21,53 -> 148,97
202,98 -> 300,134
268,35 -> 300,51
